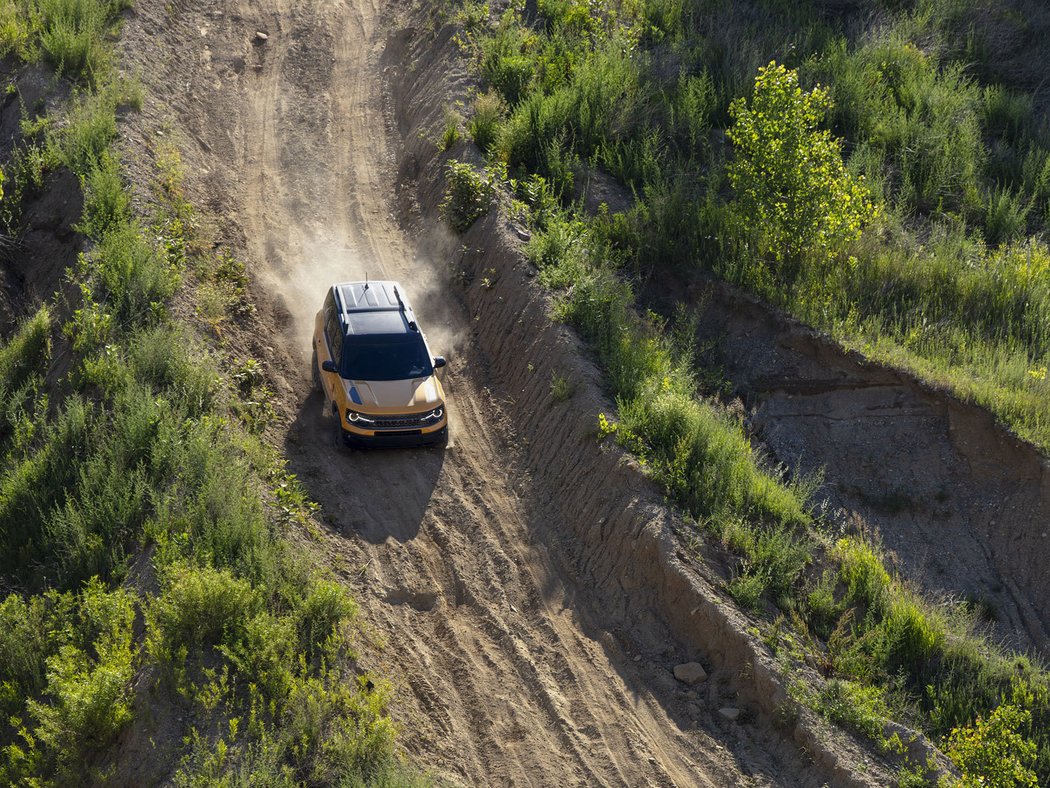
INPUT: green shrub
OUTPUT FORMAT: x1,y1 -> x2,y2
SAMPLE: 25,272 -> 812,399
147,564 -> 261,666
0,306 -> 50,392
36,0 -> 131,81
77,149 -> 129,239
438,107 -> 462,151
0,593 -> 57,718
983,186 -> 1030,246
479,12 -> 534,106
91,220 -> 178,325
296,580 -> 357,662
809,36 -> 985,220
943,704 -> 1038,788
441,159 -> 501,232
25,581 -> 136,775
811,678 -> 891,743
57,86 -> 119,175
129,323 -> 217,415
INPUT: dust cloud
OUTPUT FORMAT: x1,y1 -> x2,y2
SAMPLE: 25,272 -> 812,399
258,224 -> 468,369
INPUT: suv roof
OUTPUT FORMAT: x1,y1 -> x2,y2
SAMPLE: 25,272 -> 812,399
331,281 -> 419,338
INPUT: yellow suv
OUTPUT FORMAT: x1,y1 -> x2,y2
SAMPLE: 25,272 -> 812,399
313,281 -> 448,447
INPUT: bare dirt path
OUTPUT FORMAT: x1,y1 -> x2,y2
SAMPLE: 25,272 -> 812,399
119,0 -> 867,784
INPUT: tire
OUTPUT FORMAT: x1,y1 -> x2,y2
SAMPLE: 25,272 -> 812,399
332,405 -> 345,448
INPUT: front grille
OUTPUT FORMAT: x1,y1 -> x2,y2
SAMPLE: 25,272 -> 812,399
371,415 -> 429,430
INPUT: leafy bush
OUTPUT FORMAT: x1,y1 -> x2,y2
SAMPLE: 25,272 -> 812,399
441,159 -> 501,232
36,0 -> 130,80
943,704 -> 1038,788
468,90 -> 505,153
77,149 -> 129,238
146,564 -> 261,667
17,581 -> 135,779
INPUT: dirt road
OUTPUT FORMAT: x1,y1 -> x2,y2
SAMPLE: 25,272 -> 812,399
116,0 -> 873,784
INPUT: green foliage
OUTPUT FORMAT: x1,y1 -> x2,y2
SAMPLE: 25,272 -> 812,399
727,62 -> 878,269
77,149 -> 129,238
442,159 -> 502,232
468,89 -> 505,154
146,565 -> 262,677
809,36 -> 985,220
943,704 -> 1038,788
36,0 -> 130,80
0,0 -> 130,82
438,107 -> 462,151
2,581 -> 135,782
27,582 -> 135,762
808,678 -> 892,743
550,371 -> 576,402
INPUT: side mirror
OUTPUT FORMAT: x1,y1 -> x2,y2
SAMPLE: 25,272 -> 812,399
433,356 -> 447,369
321,360 -> 338,373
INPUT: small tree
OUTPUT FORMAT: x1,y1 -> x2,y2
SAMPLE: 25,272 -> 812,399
727,62 -> 876,271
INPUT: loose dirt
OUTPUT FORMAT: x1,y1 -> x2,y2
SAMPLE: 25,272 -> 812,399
116,0 -> 902,785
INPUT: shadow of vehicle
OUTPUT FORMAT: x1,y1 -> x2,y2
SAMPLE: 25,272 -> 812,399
284,389 -> 445,543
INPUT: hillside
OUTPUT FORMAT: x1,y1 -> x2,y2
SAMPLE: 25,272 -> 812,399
0,0 -> 1048,786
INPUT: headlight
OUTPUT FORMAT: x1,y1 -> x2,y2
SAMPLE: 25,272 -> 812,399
346,410 -> 374,424
421,406 -> 444,423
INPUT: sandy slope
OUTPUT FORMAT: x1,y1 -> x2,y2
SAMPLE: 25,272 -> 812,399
115,0 -> 864,784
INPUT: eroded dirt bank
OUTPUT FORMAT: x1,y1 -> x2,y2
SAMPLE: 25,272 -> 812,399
118,0 -> 898,784
641,274 -> 1050,655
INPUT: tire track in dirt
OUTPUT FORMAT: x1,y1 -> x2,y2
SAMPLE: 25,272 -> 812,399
121,0 -> 863,784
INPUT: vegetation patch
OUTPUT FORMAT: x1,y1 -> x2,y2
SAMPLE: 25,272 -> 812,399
450,0 -> 1050,783
0,0 -> 421,783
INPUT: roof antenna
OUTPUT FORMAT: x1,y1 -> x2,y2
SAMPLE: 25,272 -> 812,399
363,272 -> 369,290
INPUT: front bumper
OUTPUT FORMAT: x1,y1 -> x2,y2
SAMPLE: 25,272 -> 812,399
339,421 -> 448,448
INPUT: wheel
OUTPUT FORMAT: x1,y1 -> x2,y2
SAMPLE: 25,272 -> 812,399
332,405 -> 345,448
311,346 -> 321,392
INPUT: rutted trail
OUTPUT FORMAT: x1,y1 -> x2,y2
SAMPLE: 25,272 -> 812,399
119,0 -> 862,784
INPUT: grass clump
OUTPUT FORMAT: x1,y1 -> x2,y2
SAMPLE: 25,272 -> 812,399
0,0 -> 131,82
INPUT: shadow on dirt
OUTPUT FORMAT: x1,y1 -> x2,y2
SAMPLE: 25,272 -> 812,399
285,389 -> 445,544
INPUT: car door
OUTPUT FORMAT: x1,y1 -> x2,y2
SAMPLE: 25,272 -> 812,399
321,292 -> 342,404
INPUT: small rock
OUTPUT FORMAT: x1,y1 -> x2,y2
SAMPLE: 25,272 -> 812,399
719,706 -> 740,721
684,690 -> 698,701
254,31 -> 269,42
673,662 -> 708,685
633,654 -> 642,662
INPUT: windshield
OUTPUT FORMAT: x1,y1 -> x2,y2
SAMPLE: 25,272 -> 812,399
340,336 -> 434,381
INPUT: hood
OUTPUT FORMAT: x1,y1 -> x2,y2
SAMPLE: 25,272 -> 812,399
343,376 -> 442,413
